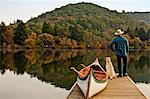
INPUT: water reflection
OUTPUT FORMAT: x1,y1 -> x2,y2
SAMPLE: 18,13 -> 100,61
0,49 -> 150,90
127,50 -> 150,83
0,70 -> 68,99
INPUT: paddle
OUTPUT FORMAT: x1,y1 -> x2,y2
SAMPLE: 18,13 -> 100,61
80,64 -> 86,68
70,67 -> 84,77
80,64 -> 91,71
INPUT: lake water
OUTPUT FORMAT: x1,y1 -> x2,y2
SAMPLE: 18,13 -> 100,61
0,49 -> 150,99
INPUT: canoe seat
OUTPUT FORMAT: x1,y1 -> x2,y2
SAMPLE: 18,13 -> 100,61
95,77 -> 106,80
93,70 -> 104,74
94,74 -> 106,80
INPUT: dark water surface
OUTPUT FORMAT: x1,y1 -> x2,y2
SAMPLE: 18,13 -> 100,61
0,49 -> 149,99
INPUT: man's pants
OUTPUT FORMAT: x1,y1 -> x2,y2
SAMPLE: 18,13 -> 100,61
116,55 -> 127,76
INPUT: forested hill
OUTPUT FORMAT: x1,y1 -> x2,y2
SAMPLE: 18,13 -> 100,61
0,2 -> 150,49
26,2 -> 144,34
126,12 -> 150,24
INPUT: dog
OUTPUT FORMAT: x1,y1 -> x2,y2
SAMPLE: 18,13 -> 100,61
105,57 -> 116,80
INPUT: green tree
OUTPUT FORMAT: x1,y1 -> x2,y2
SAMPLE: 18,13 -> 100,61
42,21 -> 55,35
54,24 -> 69,37
54,24 -> 63,36
0,23 -> 3,45
14,21 -> 28,45
146,29 -> 150,40
42,21 -> 49,33
69,25 -> 83,41
0,22 -> 7,45
126,27 -> 131,34
134,27 -> 139,37
138,27 -> 146,41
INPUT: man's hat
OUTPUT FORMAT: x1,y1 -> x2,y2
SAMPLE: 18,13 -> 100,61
114,29 -> 124,35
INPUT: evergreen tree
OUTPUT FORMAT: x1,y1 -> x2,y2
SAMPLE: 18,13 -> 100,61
42,21 -> 55,35
0,23 -> 3,44
42,21 -> 49,33
14,21 -> 28,45
146,28 -> 150,40
134,27 -> 139,37
0,27 -> 1,45
0,22 -> 7,45
138,27 -> 146,41
126,27 -> 131,34
54,24 -> 62,36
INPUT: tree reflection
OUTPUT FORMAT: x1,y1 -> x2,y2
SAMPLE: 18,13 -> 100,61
0,52 -> 5,74
25,49 -> 37,64
14,51 -> 27,75
0,49 -> 150,89
128,50 -> 150,82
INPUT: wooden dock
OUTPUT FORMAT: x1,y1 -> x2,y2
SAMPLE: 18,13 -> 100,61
66,76 -> 146,99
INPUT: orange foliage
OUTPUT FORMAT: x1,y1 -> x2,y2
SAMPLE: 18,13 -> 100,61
25,50 -> 36,64
24,38 -> 36,48
24,32 -> 37,48
28,32 -> 37,40
71,39 -> 77,48
78,41 -> 86,49
3,27 -> 13,44
94,41 -> 102,49
123,34 -> 131,42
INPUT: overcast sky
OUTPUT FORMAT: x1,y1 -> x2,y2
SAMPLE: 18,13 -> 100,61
0,0 -> 149,25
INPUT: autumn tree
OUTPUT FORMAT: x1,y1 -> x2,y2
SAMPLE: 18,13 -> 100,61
0,22 -> 13,48
94,41 -> 102,48
134,37 -> 142,45
78,41 -> 86,49
2,27 -> 13,48
123,34 -> 131,42
28,32 -> 37,40
66,38 -> 73,48
25,50 -> 36,64
130,37 -> 143,48
71,39 -> 77,48
24,32 -> 37,48
38,33 -> 55,47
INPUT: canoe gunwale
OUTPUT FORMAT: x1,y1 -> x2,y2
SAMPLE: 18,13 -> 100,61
78,68 -> 91,80
78,65 -> 108,82
77,58 -> 109,98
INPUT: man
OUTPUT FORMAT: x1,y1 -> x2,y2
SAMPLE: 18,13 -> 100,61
109,29 -> 129,77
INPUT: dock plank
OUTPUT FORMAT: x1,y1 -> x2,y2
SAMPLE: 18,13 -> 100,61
66,76 -> 146,99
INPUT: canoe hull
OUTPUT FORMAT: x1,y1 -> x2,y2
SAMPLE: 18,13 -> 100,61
77,70 -> 108,98
77,76 -> 90,97
88,71 -> 108,98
